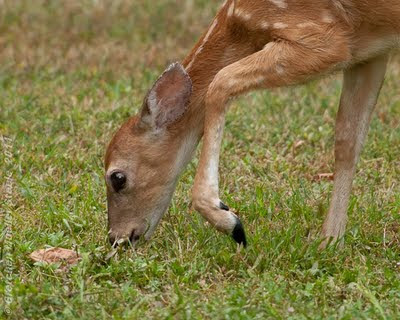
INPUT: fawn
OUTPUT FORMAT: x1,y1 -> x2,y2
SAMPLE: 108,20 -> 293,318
105,0 -> 400,248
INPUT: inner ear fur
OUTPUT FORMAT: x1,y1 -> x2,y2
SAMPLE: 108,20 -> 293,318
139,62 -> 192,129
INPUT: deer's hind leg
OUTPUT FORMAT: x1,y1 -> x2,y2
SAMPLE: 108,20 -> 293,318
320,54 -> 388,248
192,36 -> 350,245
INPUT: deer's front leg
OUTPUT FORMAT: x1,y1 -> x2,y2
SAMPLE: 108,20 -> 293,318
192,83 -> 246,244
320,54 -> 388,248
192,82 -> 249,245
192,39 -> 349,246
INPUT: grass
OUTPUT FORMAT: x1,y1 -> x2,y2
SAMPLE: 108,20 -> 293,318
1,0 -> 400,319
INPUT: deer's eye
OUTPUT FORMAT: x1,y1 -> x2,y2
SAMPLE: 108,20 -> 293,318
110,172 -> 127,192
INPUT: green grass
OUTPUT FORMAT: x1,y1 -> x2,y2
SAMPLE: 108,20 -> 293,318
1,1 -> 400,319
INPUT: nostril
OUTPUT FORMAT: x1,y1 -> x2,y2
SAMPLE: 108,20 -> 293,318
129,230 -> 140,244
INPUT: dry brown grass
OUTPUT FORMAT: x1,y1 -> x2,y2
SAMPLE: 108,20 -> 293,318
0,0 -> 215,76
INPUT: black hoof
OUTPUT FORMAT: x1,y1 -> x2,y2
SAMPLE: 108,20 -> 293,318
219,201 -> 230,211
232,217 -> 247,247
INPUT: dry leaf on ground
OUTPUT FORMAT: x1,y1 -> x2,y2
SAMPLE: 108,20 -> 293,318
29,247 -> 80,269
314,173 -> 334,181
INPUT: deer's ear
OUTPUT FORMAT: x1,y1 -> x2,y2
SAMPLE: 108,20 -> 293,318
140,63 -> 192,130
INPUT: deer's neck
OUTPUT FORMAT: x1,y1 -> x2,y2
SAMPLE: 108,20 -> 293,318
169,2 -> 256,175
166,14 -> 227,175
168,46 -> 226,175
180,16 -> 228,133
175,11 -> 252,129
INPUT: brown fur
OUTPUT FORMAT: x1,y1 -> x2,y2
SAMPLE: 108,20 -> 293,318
106,0 -> 400,246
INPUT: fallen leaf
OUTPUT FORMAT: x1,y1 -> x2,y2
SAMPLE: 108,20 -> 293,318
314,173 -> 334,181
29,247 -> 80,269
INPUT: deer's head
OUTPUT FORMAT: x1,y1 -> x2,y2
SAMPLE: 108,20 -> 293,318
105,63 -> 194,246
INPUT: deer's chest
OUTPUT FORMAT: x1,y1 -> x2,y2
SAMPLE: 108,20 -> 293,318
353,33 -> 400,63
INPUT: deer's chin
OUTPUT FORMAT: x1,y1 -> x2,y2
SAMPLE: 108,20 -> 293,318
143,210 -> 167,240
140,184 -> 178,240
143,228 -> 156,241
